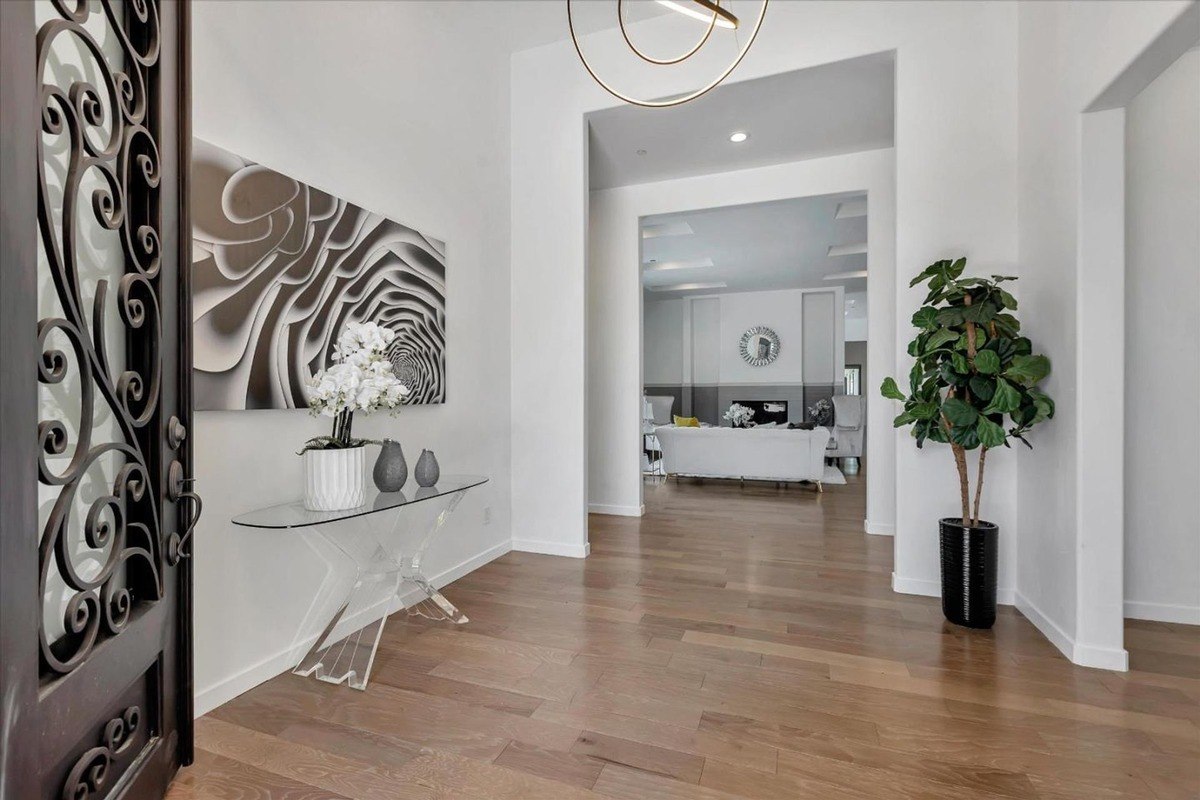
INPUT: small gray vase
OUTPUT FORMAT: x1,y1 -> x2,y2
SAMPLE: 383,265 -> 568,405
414,449 -> 440,487
373,439 -> 408,492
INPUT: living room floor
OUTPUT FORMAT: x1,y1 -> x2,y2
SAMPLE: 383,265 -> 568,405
172,473 -> 1199,800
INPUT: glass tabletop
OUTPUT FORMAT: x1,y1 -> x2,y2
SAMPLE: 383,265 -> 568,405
232,475 -> 489,529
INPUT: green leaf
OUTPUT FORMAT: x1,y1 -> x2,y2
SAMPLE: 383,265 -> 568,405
993,313 -> 1021,336
910,402 -> 940,421
936,307 -> 965,327
908,363 -> 923,394
909,262 -> 943,288
1005,354 -> 1051,386
1013,336 -> 1033,356
974,349 -> 1001,374
998,289 -> 1018,310
911,307 -> 939,329
942,397 -> 978,427
1010,429 -> 1033,449
939,362 -> 968,386
893,411 -> 916,428
969,375 -> 996,403
951,352 -> 969,374
950,423 -> 981,450
1028,387 -> 1055,422
991,274 -> 1017,283
948,257 -> 967,280
983,377 -> 1021,415
977,416 -> 1006,448
926,328 -> 959,351
962,302 -> 997,324
985,336 -> 1016,364
880,377 -> 906,401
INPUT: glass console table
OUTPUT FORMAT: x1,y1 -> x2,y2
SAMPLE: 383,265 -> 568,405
233,475 -> 488,690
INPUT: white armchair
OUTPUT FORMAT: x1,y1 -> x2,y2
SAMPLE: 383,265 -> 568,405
827,395 -> 865,460
645,395 -> 675,426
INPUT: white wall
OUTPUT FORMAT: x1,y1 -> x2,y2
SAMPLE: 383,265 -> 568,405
1015,0 -> 1193,669
587,149 -> 896,538
643,299 -> 684,384
1124,48 -> 1200,625
518,0 -> 1019,591
191,1 -> 513,714
645,287 -> 844,387
718,289 -> 812,385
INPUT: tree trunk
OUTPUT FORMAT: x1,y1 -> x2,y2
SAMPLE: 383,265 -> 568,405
973,445 -> 988,526
952,443 -> 971,526
964,292 -> 978,359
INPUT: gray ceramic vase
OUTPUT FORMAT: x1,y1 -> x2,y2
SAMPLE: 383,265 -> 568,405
372,439 -> 408,492
414,448 -> 440,487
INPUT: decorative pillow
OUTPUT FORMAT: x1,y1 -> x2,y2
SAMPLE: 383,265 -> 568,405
673,415 -> 701,428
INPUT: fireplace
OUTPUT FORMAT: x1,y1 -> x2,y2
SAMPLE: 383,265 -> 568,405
734,399 -> 788,426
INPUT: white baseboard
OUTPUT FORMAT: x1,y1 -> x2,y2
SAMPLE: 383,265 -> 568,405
863,519 -> 894,536
1014,592 -> 1077,664
891,573 -> 1014,605
193,539 -> 512,717
511,538 -> 590,558
588,503 -> 645,517
1124,599 -> 1200,625
1015,591 -> 1129,672
1073,641 -> 1130,671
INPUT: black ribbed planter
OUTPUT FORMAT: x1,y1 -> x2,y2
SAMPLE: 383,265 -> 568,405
939,518 -> 999,629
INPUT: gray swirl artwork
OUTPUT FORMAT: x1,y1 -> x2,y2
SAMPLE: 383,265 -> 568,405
191,139 -> 447,410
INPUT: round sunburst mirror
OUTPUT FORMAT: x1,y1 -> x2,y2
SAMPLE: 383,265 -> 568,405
739,326 -> 780,367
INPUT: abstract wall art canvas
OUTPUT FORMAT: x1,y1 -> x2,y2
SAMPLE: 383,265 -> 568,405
191,138 -> 446,410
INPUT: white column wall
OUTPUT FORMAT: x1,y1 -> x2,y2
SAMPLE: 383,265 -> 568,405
1015,0 -> 1193,667
1123,48 -> 1200,625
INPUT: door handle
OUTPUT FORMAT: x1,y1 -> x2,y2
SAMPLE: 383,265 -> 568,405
166,459 -> 203,566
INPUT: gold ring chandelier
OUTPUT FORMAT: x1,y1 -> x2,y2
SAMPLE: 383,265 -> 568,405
568,0 -> 769,108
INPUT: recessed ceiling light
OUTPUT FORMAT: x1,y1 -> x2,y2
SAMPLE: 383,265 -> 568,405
729,131 -> 749,143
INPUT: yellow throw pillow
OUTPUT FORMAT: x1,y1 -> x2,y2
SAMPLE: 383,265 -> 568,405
673,415 -> 701,428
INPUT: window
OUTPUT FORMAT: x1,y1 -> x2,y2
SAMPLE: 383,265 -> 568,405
844,365 -> 862,396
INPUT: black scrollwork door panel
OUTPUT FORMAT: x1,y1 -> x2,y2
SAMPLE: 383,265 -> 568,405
1,2 -> 193,799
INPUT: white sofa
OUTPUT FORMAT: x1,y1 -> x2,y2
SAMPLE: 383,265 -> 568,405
654,425 -> 829,489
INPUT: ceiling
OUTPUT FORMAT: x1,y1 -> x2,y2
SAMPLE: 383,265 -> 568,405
641,193 -> 870,299
588,51 -> 895,189
474,0 -> 672,55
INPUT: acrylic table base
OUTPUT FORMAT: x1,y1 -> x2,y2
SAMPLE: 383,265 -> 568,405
289,491 -> 469,690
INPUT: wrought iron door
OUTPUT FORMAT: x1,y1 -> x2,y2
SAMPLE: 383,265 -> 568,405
0,2 -> 197,799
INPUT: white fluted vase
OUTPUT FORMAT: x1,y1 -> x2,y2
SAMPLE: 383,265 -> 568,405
303,446 -> 367,511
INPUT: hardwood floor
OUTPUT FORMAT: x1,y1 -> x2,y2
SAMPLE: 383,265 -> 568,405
169,473 -> 1199,799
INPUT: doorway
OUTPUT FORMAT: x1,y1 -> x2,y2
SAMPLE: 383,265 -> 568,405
639,194 -> 862,494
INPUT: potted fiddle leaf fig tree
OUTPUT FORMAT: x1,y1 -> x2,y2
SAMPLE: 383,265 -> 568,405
881,258 -> 1054,629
